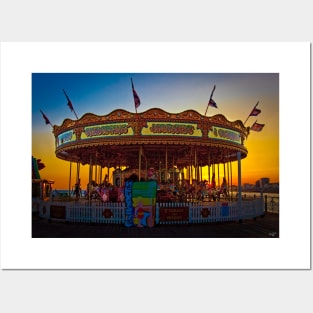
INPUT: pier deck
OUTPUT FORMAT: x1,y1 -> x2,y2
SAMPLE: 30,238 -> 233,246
32,212 -> 279,238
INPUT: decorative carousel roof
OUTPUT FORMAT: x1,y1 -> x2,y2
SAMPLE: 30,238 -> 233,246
53,108 -> 249,168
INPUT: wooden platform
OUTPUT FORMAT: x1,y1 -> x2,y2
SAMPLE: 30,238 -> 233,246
32,212 -> 279,238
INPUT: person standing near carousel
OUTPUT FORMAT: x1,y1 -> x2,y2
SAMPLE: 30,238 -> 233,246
211,173 -> 216,189
74,178 -> 81,199
220,177 -> 228,198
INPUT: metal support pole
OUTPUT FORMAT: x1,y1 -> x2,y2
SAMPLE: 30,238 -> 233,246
165,144 -> 168,183
88,155 -> 93,203
76,162 -> 80,184
139,145 -> 142,181
237,151 -> 242,221
227,160 -> 230,200
230,161 -> 232,200
99,165 -> 102,184
218,163 -> 220,188
68,161 -> 72,201
208,151 -> 210,184
95,164 -> 98,185
194,148 -> 197,181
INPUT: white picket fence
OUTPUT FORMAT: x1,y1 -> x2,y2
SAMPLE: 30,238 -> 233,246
66,202 -> 126,224
39,198 -> 264,225
156,198 -> 264,224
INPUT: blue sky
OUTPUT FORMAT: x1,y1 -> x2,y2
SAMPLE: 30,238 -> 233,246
32,73 -> 278,129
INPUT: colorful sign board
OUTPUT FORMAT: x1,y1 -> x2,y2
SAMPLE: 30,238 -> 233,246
208,126 -> 241,144
141,122 -> 202,137
159,207 -> 189,223
56,130 -> 76,147
81,123 -> 133,139
221,202 -> 230,216
124,180 -> 157,227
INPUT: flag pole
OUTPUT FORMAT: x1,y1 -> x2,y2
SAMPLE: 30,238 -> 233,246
131,78 -> 140,114
40,110 -> 53,128
73,110 -> 79,119
205,85 -> 216,116
250,120 -> 258,129
63,89 -> 79,120
243,101 -> 259,125
250,119 -> 265,132
133,77 -> 137,114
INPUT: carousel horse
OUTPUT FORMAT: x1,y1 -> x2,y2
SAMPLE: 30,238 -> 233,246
216,187 -> 228,201
86,184 -> 102,200
100,187 -> 109,202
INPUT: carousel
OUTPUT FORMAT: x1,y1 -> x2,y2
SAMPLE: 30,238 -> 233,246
37,107 -> 264,226
54,109 -> 248,194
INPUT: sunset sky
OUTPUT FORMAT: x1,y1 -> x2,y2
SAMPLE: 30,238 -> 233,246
32,73 -> 279,190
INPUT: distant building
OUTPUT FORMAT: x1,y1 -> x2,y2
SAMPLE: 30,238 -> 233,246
260,178 -> 270,188
230,185 -> 237,192
248,179 -> 278,192
269,182 -> 279,192
243,183 -> 254,190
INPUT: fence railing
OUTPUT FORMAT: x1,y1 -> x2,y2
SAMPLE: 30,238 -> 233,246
156,198 -> 264,224
38,197 -> 265,225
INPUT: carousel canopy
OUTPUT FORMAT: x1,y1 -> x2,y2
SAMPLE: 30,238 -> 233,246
53,108 -> 249,169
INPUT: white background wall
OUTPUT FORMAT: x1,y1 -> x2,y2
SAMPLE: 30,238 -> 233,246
0,1 -> 312,313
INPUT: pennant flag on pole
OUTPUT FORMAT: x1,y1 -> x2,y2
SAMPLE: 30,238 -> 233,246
208,98 -> 218,108
63,89 -> 74,111
250,120 -> 265,132
40,109 -> 53,127
244,101 -> 261,125
131,78 -> 141,112
205,85 -> 217,115
63,89 -> 78,119
249,107 -> 261,117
